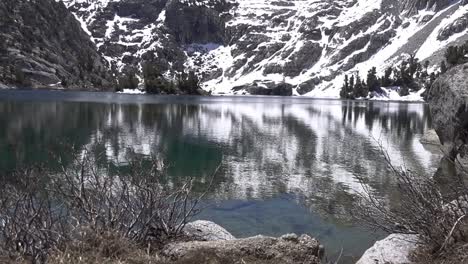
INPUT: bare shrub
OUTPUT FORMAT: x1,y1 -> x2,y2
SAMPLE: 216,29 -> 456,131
0,146 -> 216,263
0,167 -> 71,263
352,143 -> 468,256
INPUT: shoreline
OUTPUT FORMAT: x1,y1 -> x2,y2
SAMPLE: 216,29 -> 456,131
0,87 -> 427,104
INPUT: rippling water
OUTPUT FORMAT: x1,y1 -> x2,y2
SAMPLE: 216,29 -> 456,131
0,90 -> 441,262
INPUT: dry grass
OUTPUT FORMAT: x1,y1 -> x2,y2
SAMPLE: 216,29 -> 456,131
0,228 -> 165,264
412,243 -> 468,264
48,230 -> 163,264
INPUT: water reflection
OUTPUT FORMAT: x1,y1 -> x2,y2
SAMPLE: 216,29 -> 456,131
0,91 -> 440,262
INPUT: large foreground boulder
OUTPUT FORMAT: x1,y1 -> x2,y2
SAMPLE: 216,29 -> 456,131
428,62 -> 468,190
356,234 -> 419,264
163,233 -> 322,264
427,63 -> 468,148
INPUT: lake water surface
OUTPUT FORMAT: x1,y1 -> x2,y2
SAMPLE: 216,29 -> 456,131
0,90 -> 441,262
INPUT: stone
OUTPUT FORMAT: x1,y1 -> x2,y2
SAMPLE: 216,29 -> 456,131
356,234 -> 419,264
162,234 -> 322,264
420,129 -> 441,146
183,220 -> 235,241
427,62 -> 468,147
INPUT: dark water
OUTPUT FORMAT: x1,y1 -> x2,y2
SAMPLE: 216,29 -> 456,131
0,90 -> 440,263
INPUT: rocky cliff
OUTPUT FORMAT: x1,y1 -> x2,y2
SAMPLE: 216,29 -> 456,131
58,0 -> 468,95
0,0 -> 114,90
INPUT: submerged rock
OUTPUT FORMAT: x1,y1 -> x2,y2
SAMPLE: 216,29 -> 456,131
162,233 -> 322,264
420,129 -> 441,146
356,234 -> 419,264
183,220 -> 235,241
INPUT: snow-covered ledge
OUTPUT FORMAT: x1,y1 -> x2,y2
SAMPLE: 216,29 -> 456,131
116,89 -> 146,94
357,234 -> 420,264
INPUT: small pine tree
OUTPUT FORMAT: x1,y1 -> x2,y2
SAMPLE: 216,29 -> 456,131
340,75 -> 350,98
424,61 -> 430,71
14,66 -> 25,85
440,60 -> 448,74
366,67 -> 379,93
127,72 -> 139,89
382,67 -> 393,87
354,75 -> 365,98
177,71 -> 201,95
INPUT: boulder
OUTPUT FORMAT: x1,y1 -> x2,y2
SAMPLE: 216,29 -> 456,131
162,233 -> 322,264
419,129 -> 441,146
183,220 -> 235,241
356,234 -> 419,264
427,63 -> 468,147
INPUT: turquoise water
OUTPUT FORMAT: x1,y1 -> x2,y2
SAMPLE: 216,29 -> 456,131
0,90 -> 439,262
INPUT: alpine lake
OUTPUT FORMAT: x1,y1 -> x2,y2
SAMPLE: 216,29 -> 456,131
0,90 -> 441,263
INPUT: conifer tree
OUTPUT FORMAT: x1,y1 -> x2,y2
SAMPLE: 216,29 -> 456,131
440,60 -> 448,74
349,75 -> 355,94
366,67 -> 379,93
381,67 -> 393,87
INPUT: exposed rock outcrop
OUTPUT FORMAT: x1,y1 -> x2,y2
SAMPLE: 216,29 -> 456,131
428,61 -> 468,196
356,234 -> 420,264
0,0 -> 114,90
400,0 -> 452,15
163,233 -> 322,264
165,0 -> 232,45
428,62 -> 468,151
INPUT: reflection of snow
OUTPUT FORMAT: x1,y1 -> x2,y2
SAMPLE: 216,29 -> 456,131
76,99 -> 435,203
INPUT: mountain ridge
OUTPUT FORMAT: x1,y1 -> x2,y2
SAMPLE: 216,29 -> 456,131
59,0 -> 468,97
2,0 -> 468,97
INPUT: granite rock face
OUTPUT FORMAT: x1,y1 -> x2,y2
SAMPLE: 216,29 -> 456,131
400,0 -> 452,15
428,62 -> 468,197
428,63 -> 468,149
0,0 -> 113,90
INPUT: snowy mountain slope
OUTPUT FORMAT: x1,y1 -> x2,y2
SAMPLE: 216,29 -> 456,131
58,0 -> 468,97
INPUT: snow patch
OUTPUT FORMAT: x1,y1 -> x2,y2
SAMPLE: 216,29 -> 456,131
117,89 -> 146,94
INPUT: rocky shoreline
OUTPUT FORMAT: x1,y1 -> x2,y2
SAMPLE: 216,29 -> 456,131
166,220 -> 323,264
